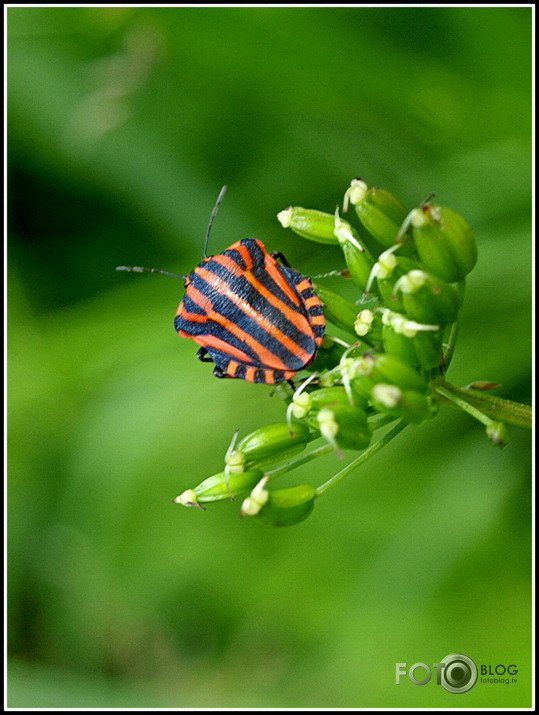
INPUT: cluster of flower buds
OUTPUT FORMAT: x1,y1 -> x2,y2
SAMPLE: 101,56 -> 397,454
175,178 -> 495,526
174,421 -> 319,525
278,179 -> 475,382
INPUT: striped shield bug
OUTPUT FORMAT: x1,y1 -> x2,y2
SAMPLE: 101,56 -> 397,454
117,187 -> 326,384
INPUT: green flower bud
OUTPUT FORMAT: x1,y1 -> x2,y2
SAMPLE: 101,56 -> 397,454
410,329 -> 444,372
381,310 -> 443,371
344,178 -> 411,251
317,403 -> 372,453
299,386 -> 368,429
289,390 -> 313,420
313,282 -> 359,336
310,385 -> 360,410
381,320 -> 417,366
375,255 -> 421,312
237,422 -> 313,469
340,240 -> 376,293
334,210 -> 375,291
319,371 -> 336,387
224,447 -> 245,475
393,270 -> 460,325
486,421 -> 509,448
240,476 -> 270,516
250,484 -> 317,527
354,308 -> 383,346
371,384 -> 439,424
349,351 -> 429,400
174,468 -> 265,507
277,206 -> 338,244
354,308 -> 374,336
285,371 -> 320,429
411,203 -> 477,283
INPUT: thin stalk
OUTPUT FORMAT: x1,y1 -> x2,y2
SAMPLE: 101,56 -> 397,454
265,443 -> 334,480
316,419 -> 408,497
442,279 -> 466,371
436,385 -> 493,427
436,381 -> 532,429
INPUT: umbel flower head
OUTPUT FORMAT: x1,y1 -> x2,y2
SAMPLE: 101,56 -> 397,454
172,177 -> 528,525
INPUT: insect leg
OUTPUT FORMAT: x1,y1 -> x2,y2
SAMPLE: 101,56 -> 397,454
196,347 -> 214,363
270,250 -> 291,267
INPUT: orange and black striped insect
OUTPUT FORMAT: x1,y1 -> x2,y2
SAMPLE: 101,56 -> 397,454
117,187 -> 325,384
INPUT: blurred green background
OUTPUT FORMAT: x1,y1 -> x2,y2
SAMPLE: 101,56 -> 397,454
7,6 -> 532,708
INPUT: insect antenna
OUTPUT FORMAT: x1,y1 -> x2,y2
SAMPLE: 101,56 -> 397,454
116,186 -> 228,279
115,266 -> 187,279
203,185 -> 228,257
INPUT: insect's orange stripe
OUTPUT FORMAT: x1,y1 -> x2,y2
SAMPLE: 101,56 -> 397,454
230,239 -> 301,306
176,309 -> 207,323
294,277 -> 313,293
193,334 -> 255,364
262,253 -> 304,305
271,369 -> 297,381
207,309 -> 304,370
303,295 -> 321,309
206,254 -> 313,339
244,366 -> 257,382
235,241 -> 255,272
226,360 -> 240,377
196,265 -> 313,364
176,285 -> 213,316
178,273 -> 313,368
185,300 -> 288,369
223,361 -> 296,383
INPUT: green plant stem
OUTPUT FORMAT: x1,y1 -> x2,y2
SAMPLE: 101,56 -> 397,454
265,443 -> 334,480
436,384 -> 494,427
368,412 -> 400,430
264,414 -> 404,484
436,381 -> 532,429
315,419 -> 407,497
442,279 -> 466,371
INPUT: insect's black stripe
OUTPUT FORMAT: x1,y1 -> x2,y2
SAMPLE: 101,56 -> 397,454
177,289 -> 311,371
202,252 -> 306,321
189,269 -> 316,352
225,240 -> 309,312
175,237 -> 325,383
289,273 -> 326,343
298,285 -> 316,299
223,247 -> 248,272
194,264 -> 314,350
225,358 -> 288,384
176,293 -> 209,319
204,309 -> 311,371
174,314 -> 185,333
233,363 -> 246,380
204,322 -> 282,365
300,290 -> 325,316
265,368 -> 285,382
175,285 -> 308,371
210,241 -> 324,350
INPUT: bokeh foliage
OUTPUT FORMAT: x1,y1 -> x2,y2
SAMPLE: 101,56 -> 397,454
7,6 -> 531,708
